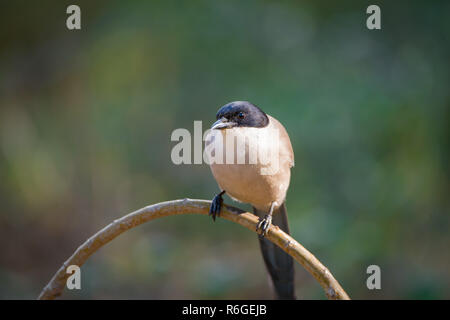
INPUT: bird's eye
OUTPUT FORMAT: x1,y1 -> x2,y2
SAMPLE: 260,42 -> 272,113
238,112 -> 245,119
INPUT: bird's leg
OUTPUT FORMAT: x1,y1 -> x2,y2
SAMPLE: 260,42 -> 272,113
209,190 -> 226,222
256,202 -> 277,237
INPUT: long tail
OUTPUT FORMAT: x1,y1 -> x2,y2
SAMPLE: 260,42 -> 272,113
254,202 -> 296,300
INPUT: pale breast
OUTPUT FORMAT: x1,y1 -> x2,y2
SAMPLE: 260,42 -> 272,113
206,115 -> 293,212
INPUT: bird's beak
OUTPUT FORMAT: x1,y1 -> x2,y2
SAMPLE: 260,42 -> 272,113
211,117 -> 237,130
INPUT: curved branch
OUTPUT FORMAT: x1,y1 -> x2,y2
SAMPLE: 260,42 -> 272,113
38,199 -> 350,300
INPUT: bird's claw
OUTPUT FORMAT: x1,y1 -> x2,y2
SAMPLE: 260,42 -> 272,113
256,214 -> 272,237
209,191 -> 225,221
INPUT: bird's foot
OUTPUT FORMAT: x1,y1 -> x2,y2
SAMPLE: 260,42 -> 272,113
256,214 -> 272,237
209,190 -> 225,221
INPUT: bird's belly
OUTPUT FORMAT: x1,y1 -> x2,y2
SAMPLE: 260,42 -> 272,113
210,163 -> 289,212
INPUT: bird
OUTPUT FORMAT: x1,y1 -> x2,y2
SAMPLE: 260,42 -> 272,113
205,100 -> 296,300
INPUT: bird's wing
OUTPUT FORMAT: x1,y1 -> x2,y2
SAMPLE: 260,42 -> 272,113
268,115 -> 294,168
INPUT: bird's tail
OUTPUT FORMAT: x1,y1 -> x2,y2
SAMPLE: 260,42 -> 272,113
254,202 -> 296,300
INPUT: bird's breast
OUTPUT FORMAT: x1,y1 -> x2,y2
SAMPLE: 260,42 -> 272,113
205,119 -> 292,211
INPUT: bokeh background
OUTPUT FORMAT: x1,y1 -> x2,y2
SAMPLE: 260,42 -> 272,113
0,0 -> 449,299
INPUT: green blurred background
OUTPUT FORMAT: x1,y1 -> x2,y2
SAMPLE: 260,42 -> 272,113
0,0 -> 449,299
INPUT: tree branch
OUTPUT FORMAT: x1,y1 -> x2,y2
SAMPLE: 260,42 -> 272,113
37,199 -> 350,300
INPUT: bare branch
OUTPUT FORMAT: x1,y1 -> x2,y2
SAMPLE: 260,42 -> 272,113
37,199 -> 350,300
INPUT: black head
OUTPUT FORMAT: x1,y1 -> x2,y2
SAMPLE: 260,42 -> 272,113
211,101 -> 269,130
